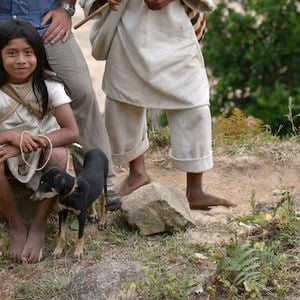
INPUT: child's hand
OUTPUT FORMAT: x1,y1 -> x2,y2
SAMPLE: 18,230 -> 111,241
0,145 -> 20,163
5,131 -> 44,153
144,0 -> 174,10
20,133 -> 42,153
108,0 -> 123,11
34,136 -> 50,149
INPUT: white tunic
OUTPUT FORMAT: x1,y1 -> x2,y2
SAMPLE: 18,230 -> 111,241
0,80 -> 71,189
103,0 -> 210,109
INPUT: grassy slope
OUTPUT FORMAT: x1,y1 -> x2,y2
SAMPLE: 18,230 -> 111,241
0,133 -> 299,300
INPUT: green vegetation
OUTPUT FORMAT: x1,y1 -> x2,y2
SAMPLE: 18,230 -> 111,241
203,0 -> 300,133
0,186 -> 298,299
148,108 -> 300,158
209,189 -> 300,299
0,118 -> 299,299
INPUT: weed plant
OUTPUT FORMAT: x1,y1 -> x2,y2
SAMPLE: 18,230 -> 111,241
208,189 -> 300,299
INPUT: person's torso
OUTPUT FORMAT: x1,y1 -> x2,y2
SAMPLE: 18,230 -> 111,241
0,80 -> 71,134
0,0 -> 60,36
103,0 -> 210,108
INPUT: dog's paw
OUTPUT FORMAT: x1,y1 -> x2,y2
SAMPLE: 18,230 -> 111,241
52,247 -> 63,259
97,221 -> 108,231
73,248 -> 84,261
87,214 -> 99,224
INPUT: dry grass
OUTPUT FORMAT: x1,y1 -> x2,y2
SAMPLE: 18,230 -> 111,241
0,118 -> 299,299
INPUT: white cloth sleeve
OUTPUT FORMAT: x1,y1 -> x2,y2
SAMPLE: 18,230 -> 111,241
45,80 -> 72,108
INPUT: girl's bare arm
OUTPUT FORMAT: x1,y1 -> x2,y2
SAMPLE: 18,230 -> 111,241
42,103 -> 79,148
0,130 -> 40,153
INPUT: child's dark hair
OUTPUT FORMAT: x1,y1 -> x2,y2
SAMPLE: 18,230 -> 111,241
0,19 -> 69,116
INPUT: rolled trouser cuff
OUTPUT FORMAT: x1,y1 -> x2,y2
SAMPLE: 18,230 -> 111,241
169,149 -> 213,173
112,137 -> 149,165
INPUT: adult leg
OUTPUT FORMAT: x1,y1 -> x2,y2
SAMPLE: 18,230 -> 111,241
118,154 -> 150,196
166,105 -> 235,209
0,163 -> 28,262
186,173 -> 235,209
21,147 -> 67,263
44,34 -> 113,176
105,98 -> 151,196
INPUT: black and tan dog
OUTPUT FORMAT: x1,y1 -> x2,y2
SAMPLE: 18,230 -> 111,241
33,148 -> 109,260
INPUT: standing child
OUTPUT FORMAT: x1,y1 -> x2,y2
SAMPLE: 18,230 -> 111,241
0,19 -> 79,263
83,0 -> 235,209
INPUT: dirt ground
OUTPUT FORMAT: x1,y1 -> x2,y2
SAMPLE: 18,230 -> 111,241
0,8 -> 299,300
1,150 -> 299,299
117,151 -> 300,225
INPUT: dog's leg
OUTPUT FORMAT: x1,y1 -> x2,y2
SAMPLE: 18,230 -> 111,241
98,193 -> 108,230
74,213 -> 85,260
53,209 -> 68,258
87,202 -> 98,224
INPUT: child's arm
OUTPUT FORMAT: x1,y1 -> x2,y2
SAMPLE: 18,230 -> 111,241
40,103 -> 79,148
0,130 -> 41,153
0,144 -> 20,163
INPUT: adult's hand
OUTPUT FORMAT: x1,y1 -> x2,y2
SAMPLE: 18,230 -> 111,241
144,0 -> 175,10
41,7 -> 72,44
108,0 -> 123,11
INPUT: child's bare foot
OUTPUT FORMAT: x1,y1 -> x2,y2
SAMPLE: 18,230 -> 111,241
187,191 -> 236,210
118,174 -> 151,196
21,223 -> 46,263
9,219 -> 28,262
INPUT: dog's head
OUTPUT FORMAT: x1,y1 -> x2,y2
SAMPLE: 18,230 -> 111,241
32,167 -> 75,202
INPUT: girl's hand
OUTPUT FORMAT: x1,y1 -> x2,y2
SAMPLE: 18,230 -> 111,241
144,0 -> 174,10
1,130 -> 21,147
1,130 -> 39,152
0,145 -> 20,163
108,0 -> 123,11
19,132 -> 40,153
34,136 -> 50,149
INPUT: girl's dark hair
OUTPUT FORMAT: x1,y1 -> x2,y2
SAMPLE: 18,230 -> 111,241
0,19 -> 69,116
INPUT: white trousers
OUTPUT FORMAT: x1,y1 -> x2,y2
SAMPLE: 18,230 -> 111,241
105,98 -> 213,173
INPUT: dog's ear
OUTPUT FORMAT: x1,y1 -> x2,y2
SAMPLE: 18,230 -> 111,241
53,174 -> 67,193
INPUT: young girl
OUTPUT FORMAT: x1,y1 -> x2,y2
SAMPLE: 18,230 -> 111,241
0,19 -> 79,263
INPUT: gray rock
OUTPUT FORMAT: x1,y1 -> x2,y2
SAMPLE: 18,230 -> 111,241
121,182 -> 195,235
58,260 -> 146,300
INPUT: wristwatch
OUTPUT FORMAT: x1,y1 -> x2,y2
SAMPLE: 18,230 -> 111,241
61,2 -> 76,17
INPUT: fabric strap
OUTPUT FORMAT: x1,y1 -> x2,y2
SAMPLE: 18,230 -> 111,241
0,101 -> 19,124
1,80 -> 44,119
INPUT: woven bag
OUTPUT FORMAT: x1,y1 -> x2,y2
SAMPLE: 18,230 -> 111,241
183,3 -> 207,43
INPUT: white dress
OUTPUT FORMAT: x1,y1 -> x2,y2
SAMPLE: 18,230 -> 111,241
0,80 -> 71,190
102,0 -> 210,109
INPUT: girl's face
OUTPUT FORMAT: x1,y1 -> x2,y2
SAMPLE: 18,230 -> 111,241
1,38 -> 37,84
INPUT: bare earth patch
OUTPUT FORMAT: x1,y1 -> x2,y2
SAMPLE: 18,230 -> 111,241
0,9 -> 299,299
0,149 -> 299,299
116,150 -> 300,224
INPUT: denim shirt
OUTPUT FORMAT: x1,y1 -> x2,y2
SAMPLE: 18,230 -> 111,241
0,0 -> 60,36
